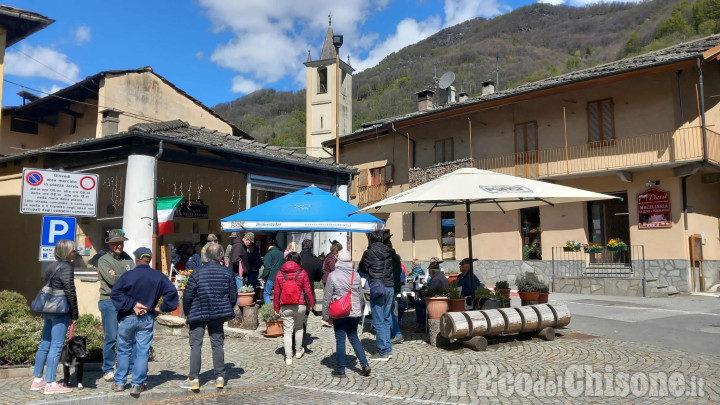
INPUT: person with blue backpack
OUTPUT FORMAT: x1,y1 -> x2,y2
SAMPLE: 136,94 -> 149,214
273,252 -> 315,365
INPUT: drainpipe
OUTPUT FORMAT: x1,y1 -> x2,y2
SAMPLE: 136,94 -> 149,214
152,140 -> 164,268
697,58 -> 708,164
682,175 -> 689,231
391,123 -> 417,247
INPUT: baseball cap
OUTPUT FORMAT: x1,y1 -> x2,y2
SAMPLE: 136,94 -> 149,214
459,258 -> 477,266
105,229 -> 128,243
133,247 -> 152,261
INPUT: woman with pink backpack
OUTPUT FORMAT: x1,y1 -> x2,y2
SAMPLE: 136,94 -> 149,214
273,252 -> 315,365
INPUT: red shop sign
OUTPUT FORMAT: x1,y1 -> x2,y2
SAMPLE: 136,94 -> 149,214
637,187 -> 671,229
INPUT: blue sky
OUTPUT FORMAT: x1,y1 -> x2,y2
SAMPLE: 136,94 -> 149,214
2,0 -> 638,108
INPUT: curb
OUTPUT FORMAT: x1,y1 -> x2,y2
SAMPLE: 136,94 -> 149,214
0,362 -> 170,381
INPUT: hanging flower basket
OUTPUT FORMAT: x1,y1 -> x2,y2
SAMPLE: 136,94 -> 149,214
607,245 -> 627,252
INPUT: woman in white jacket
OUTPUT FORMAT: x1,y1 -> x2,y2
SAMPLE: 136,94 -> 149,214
322,250 -> 371,378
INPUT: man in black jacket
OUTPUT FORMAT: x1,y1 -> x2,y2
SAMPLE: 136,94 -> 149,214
180,244 -> 237,390
299,239 -> 322,285
359,231 -> 394,361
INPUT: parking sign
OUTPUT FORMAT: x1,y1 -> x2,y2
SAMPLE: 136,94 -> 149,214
40,216 -> 76,261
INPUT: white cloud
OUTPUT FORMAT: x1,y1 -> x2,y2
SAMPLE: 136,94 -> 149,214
231,76 -> 261,94
444,0 -> 510,27
42,84 -> 64,95
74,26 -> 91,45
563,0 -> 643,5
5,44 -> 80,84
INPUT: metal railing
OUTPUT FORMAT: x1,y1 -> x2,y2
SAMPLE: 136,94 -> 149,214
471,126 -> 712,179
357,183 -> 389,208
551,245 -> 646,296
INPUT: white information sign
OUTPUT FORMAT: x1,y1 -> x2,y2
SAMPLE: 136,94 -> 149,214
21,168 -> 99,217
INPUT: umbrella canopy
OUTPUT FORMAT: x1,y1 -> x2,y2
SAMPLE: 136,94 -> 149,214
221,186 -> 384,233
353,167 -> 616,303
356,167 -> 616,213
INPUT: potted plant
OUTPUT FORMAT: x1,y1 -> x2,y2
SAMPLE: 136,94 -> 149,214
237,285 -> 255,307
421,288 -> 450,319
445,267 -> 460,284
516,274 -> 540,302
258,302 -> 282,337
538,282 -> 549,304
583,242 -> 603,253
607,238 -> 627,251
563,240 -> 582,252
447,280 -> 465,312
494,280 -> 511,306
475,287 -> 502,310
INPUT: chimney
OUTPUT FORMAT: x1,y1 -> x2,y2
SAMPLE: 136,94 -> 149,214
449,85 -> 456,103
415,89 -> 435,111
458,92 -> 469,102
481,80 -> 495,96
100,109 -> 121,136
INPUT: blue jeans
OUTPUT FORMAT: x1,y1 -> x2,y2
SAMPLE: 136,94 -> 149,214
263,279 -> 275,304
415,299 -> 426,326
247,271 -> 259,289
234,275 -> 243,305
333,317 -> 367,373
391,297 -> 407,338
115,314 -> 155,387
99,299 -> 118,374
33,313 -> 69,383
370,286 -> 394,355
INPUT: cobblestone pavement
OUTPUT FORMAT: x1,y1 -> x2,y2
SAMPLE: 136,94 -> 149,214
3,305 -> 719,404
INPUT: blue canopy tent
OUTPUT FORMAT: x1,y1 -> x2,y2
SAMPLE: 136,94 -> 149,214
220,186 -> 384,233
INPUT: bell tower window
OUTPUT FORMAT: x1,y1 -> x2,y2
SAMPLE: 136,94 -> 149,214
318,67 -> 328,94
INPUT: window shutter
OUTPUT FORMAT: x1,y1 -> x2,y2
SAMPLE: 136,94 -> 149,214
527,122 -> 537,151
384,164 -> 393,183
602,99 -> 613,140
515,125 -> 524,154
358,169 -> 368,186
350,175 -> 357,198
588,102 -> 600,143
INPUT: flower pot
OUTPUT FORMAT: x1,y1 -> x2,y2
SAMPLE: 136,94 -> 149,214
538,292 -> 549,304
497,288 -> 511,304
518,291 -> 539,302
448,298 -> 465,312
563,247 -> 579,252
480,298 -> 502,310
584,247 -> 602,253
263,320 -> 283,337
426,297 -> 449,320
237,292 -> 255,307
607,246 -> 627,252
446,273 -> 459,284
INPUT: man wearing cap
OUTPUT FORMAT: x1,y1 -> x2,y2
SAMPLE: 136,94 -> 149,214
427,258 -> 449,290
97,229 -> 135,382
201,234 -> 219,264
224,232 -> 238,269
111,247 -> 178,396
457,258 -> 483,306
230,232 -> 253,291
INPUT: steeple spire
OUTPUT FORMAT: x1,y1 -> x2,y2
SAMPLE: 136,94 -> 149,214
329,12 -> 332,26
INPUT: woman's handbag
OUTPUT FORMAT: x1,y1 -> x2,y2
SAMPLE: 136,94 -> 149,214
328,271 -> 355,319
31,263 -> 69,314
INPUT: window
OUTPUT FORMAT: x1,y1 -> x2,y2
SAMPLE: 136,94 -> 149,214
320,116 -> 323,129
350,175 -> 357,198
435,138 -> 454,163
587,98 -> 615,144
441,212 -> 455,260
514,121 -> 537,155
521,207 -> 541,260
369,165 -> 393,185
318,67 -> 328,94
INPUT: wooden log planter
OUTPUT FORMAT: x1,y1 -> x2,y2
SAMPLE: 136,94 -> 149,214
438,302 -> 571,350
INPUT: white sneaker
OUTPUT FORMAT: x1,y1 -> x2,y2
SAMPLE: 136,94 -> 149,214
102,372 -> 114,382
285,357 -> 293,365
295,349 -> 304,359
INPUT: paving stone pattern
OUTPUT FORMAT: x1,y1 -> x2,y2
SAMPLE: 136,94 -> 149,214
3,310 -> 718,404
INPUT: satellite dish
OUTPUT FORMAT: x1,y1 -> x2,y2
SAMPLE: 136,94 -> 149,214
438,71 -> 455,90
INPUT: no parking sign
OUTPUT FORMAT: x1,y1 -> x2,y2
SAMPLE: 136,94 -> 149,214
21,168 -> 98,217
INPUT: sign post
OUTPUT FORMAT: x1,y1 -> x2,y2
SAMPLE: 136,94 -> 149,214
39,216 -> 77,261
21,168 -> 98,217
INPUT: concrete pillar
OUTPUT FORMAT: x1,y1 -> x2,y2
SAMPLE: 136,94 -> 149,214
101,110 -> 120,136
122,154 -> 156,259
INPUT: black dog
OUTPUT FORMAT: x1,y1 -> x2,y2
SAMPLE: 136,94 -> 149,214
60,335 -> 87,389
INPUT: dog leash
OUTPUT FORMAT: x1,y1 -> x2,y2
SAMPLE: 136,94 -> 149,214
68,320 -> 75,339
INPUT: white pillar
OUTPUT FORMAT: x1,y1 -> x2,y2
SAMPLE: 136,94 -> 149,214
246,181 -> 252,210
316,185 -> 349,255
122,154 -> 156,259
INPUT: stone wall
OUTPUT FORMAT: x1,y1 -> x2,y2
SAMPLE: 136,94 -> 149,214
703,261 -> 720,289
643,259 -> 689,292
409,158 -> 473,188
555,277 -> 644,297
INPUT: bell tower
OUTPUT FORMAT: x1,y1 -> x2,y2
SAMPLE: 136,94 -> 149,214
304,16 -> 353,159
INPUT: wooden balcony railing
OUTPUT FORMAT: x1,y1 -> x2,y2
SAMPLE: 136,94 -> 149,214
357,184 -> 389,208
472,126 -> 717,179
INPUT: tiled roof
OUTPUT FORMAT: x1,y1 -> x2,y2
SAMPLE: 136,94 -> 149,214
0,5 -> 54,47
335,34 -> 720,142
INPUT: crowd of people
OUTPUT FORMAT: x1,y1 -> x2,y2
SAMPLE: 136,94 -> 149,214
30,229 -> 476,395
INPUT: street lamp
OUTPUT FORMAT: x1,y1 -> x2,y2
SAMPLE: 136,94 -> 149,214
333,34 -> 343,164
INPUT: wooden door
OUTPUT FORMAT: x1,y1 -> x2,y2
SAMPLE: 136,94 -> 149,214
515,121 -> 538,178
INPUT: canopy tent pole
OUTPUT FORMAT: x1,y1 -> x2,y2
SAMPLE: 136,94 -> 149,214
466,199 -> 475,309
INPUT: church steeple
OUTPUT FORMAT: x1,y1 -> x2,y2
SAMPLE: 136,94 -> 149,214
320,20 -> 337,60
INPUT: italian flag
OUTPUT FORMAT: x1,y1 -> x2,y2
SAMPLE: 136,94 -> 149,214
157,196 -> 184,235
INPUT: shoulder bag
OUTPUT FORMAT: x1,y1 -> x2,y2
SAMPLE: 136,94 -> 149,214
31,262 -> 70,314
329,271 -> 354,319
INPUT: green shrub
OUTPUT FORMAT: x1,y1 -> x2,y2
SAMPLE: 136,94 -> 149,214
258,302 -> 279,322
495,280 -> 510,290
0,290 -> 31,322
73,314 -> 103,362
0,315 -> 43,365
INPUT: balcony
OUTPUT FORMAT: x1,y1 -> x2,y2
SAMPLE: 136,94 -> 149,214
357,183 -> 389,208
474,126 -> 718,179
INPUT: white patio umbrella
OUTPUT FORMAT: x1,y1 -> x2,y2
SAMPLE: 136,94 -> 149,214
352,167 -> 617,298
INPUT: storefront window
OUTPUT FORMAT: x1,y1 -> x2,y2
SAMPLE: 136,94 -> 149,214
521,207 -> 541,260
441,212 -> 455,260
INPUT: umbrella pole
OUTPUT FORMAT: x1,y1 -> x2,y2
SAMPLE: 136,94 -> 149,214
466,200 -> 475,309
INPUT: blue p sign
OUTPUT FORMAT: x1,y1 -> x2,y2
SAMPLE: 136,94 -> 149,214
41,216 -> 76,246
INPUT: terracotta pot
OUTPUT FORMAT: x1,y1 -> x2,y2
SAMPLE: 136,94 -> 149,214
446,273 -> 459,284
518,291 -> 540,302
237,292 -> 255,307
426,297 -> 449,319
497,288 -> 511,304
448,298 -> 465,312
264,320 -> 283,337
538,292 -> 549,304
